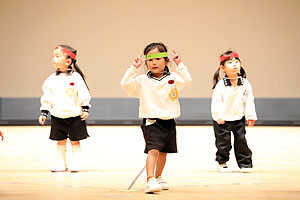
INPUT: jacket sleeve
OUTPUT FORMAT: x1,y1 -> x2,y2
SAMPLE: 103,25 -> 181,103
40,78 -> 53,112
174,62 -> 192,91
120,65 -> 141,98
211,82 -> 224,121
244,83 -> 257,121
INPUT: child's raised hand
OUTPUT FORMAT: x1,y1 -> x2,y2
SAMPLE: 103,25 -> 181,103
39,115 -> 46,125
133,55 -> 143,69
171,50 -> 182,65
81,112 -> 89,121
247,120 -> 255,127
0,131 -> 3,141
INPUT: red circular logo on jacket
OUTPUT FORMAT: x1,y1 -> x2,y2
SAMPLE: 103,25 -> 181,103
168,80 -> 174,84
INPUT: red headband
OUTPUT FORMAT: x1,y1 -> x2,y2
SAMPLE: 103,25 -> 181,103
220,52 -> 239,63
55,46 -> 77,60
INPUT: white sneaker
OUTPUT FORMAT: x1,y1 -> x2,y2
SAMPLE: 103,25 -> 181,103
145,177 -> 162,194
218,163 -> 232,173
51,162 -> 67,172
156,176 -> 169,190
69,162 -> 80,173
240,168 -> 252,173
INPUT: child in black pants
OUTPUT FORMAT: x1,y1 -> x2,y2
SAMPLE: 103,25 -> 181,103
211,50 -> 257,173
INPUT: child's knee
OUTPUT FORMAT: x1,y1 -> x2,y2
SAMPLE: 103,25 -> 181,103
70,140 -> 80,146
148,149 -> 159,156
57,139 -> 67,145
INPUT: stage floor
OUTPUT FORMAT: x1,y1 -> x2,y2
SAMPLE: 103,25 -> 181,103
0,126 -> 300,200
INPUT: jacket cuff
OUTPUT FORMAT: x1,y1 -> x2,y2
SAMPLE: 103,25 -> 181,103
81,106 -> 90,112
177,62 -> 184,67
40,110 -> 49,117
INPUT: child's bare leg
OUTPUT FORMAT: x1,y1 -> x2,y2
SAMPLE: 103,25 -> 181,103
155,152 -> 169,190
146,149 -> 159,179
155,152 -> 167,177
144,149 -> 162,193
57,139 -> 67,145
70,140 -> 80,146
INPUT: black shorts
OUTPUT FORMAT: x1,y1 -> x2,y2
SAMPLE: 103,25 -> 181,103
50,115 -> 89,141
141,118 -> 177,153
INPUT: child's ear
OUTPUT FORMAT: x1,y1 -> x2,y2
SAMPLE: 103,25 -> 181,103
219,65 -> 225,72
66,58 -> 72,66
165,58 -> 169,65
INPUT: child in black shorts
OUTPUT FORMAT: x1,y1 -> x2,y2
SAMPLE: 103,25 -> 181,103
39,44 -> 91,173
121,42 -> 192,193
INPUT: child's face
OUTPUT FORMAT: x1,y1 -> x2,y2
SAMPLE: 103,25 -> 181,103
52,48 -> 71,72
145,48 -> 168,78
221,58 -> 241,77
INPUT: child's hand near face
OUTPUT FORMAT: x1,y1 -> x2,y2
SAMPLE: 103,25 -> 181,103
171,50 -> 182,65
133,55 -> 144,69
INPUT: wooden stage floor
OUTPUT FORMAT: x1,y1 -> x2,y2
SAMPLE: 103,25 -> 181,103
0,126 -> 299,200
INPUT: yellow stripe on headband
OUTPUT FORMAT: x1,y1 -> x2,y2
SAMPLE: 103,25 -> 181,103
146,52 -> 168,60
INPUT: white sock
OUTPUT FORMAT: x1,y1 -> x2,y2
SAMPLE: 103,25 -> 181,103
53,145 -> 67,169
70,145 -> 81,171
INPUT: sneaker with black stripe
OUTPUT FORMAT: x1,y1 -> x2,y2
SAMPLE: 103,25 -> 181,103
218,163 -> 232,173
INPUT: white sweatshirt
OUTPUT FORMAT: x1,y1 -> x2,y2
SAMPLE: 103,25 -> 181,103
211,78 -> 257,122
120,62 -> 192,119
40,72 -> 91,119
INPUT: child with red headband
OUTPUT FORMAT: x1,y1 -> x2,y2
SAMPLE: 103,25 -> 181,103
121,42 -> 192,193
39,44 -> 91,173
211,50 -> 257,173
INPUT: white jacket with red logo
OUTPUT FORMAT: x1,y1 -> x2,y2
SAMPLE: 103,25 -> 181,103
121,62 -> 192,119
211,78 -> 257,122
40,72 -> 91,119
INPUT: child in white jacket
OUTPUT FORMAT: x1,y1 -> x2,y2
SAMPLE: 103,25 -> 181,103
39,44 -> 91,173
121,42 -> 192,193
211,50 -> 257,173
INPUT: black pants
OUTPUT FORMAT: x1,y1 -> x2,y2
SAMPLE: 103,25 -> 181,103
213,117 -> 252,168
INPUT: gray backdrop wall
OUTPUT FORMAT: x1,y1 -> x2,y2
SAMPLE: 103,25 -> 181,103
1,98 -> 299,126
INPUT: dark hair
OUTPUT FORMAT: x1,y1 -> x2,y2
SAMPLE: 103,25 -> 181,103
212,50 -> 246,89
59,44 -> 89,90
143,42 -> 169,62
